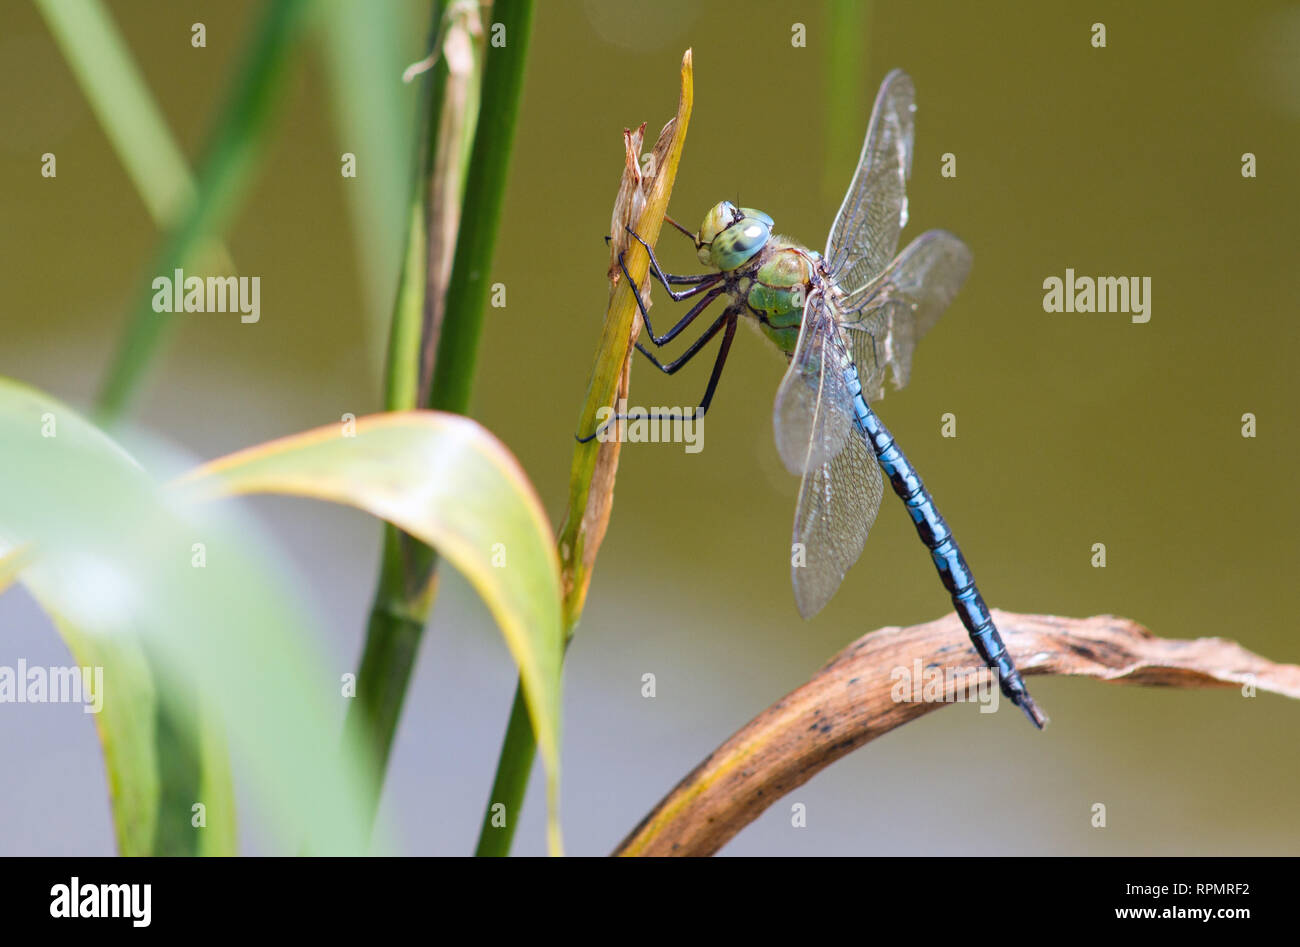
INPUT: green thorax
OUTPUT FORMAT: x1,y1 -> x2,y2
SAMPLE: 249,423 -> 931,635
732,236 -> 821,356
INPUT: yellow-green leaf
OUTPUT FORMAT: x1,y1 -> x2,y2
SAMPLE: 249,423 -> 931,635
0,377 -> 374,854
174,410 -> 566,854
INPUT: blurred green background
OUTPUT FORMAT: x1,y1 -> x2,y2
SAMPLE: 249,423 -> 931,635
1,0 -> 1297,854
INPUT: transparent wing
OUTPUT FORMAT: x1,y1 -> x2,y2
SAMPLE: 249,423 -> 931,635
772,291 -> 855,476
837,229 -> 972,402
824,69 -> 916,298
790,417 -> 883,619
772,292 -> 885,618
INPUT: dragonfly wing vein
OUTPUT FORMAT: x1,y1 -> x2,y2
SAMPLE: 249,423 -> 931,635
824,68 -> 916,299
775,292 -> 885,618
791,424 -> 883,620
838,229 -> 973,398
773,292 -> 855,475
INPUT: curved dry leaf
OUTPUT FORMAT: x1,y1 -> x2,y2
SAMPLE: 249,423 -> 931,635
615,611 -> 1300,856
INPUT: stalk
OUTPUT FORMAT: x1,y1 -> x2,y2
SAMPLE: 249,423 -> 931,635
347,0 -> 534,830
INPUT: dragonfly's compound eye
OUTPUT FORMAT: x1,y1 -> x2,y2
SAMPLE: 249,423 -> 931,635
709,214 -> 772,271
696,201 -> 773,270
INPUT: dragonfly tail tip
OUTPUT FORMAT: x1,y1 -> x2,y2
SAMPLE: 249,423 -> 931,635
1018,696 -> 1048,730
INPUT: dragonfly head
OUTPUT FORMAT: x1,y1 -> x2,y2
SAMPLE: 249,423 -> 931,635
696,201 -> 773,271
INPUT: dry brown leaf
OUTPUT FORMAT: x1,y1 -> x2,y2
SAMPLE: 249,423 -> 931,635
615,611 -> 1300,856
606,122 -> 647,284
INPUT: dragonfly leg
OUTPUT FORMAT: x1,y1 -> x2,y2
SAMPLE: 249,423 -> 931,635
603,234 -> 715,292
575,313 -> 738,443
635,309 -> 729,374
624,226 -> 719,294
694,313 -> 739,416
619,252 -> 725,346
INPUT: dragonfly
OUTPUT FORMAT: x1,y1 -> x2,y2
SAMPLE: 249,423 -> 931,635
593,69 -> 1045,728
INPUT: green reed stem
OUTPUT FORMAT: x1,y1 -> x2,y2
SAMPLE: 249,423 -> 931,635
348,0 -> 534,834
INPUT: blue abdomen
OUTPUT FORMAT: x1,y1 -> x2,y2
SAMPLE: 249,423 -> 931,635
843,365 -> 1036,716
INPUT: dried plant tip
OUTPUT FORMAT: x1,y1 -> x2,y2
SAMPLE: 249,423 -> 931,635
608,123 -> 647,282
647,116 -> 677,179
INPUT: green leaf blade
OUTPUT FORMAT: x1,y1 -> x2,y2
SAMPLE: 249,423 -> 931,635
176,410 -> 565,854
0,377 -> 374,855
